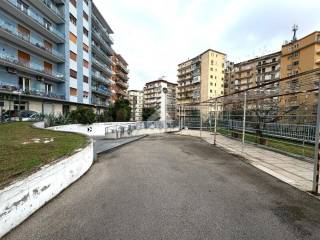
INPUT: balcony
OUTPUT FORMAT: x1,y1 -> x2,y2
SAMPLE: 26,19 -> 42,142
0,0 -> 65,43
92,15 -> 114,44
0,82 -> 65,100
116,80 -> 128,89
92,98 -> 109,107
92,43 -> 113,65
92,86 -> 113,97
115,88 -> 127,96
116,61 -> 129,74
92,72 -> 113,85
92,58 -> 113,77
29,0 -> 64,24
0,19 -> 64,63
115,71 -> 129,81
0,52 -> 64,82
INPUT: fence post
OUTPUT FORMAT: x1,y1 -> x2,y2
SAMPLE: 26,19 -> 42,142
242,92 -> 247,153
312,86 -> 320,194
200,106 -> 202,137
214,99 -> 217,145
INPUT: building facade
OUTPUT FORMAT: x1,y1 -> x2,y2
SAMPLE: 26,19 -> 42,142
279,31 -> 320,121
143,79 -> 177,121
128,90 -> 143,121
0,0 -> 114,116
224,52 -> 281,95
177,49 -> 226,105
111,53 -> 129,103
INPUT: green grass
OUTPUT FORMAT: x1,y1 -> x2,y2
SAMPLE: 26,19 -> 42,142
217,128 -> 314,159
0,122 -> 87,187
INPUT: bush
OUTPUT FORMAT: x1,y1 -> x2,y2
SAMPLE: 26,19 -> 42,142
69,107 -> 96,125
44,113 -> 71,127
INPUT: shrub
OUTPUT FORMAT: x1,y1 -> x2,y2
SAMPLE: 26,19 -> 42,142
69,107 -> 96,124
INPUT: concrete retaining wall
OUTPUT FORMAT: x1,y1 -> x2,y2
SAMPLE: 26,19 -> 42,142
48,122 -> 179,137
0,141 -> 94,238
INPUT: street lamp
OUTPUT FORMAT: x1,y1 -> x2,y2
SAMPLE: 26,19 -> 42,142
162,87 -> 168,131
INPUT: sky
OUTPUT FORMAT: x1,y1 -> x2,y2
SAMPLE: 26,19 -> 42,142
93,0 -> 320,91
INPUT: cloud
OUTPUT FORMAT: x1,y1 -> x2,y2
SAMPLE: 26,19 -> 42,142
93,0 -> 320,90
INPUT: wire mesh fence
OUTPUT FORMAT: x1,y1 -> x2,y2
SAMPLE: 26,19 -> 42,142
179,69 -> 320,160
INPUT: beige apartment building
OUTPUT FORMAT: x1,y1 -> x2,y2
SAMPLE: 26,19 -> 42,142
279,31 -> 320,121
177,49 -> 226,105
224,51 -> 281,95
111,53 -> 129,102
143,79 -> 177,121
128,90 -> 143,122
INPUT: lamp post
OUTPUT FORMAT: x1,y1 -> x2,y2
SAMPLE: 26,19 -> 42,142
162,87 -> 168,132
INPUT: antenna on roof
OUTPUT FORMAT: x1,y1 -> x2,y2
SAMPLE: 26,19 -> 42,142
292,24 -> 298,42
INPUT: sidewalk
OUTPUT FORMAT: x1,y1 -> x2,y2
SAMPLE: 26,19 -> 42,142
177,130 -> 316,193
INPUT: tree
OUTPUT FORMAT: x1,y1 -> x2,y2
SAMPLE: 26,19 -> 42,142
142,107 -> 160,121
107,99 -> 131,122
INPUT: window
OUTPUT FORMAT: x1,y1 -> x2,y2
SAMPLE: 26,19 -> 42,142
210,90 -> 212,93
14,101 -> 28,111
70,13 -> 77,25
70,69 -> 77,79
43,18 -> 52,31
70,0 -> 77,7
44,40 -> 52,52
210,75 -> 213,79
83,75 -> 89,83
83,27 -> 88,37
18,24 -> 30,41
70,51 -> 77,61
210,82 -> 213,86
293,61 -> 299,66
44,61 -> 52,74
18,50 -> 30,65
17,0 -> 28,13
210,68 -> 213,71
83,91 -> 89,98
18,77 -> 30,91
70,87 -> 77,96
45,83 -> 52,94
83,59 -> 89,68
83,11 -> 88,21
211,60 -> 214,65
83,43 -> 89,52
69,32 -> 77,44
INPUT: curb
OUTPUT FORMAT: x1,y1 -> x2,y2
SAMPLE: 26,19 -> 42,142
96,135 -> 147,155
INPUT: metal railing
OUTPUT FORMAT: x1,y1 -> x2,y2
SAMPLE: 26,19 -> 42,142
0,19 -> 64,59
104,120 -> 180,139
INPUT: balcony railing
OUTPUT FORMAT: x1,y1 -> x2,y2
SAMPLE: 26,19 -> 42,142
6,0 -> 64,39
92,99 -> 109,107
116,80 -> 128,89
92,42 -> 113,65
92,72 -> 113,85
0,52 -> 64,80
0,82 -> 65,100
92,58 -> 113,75
92,86 -> 113,97
92,15 -> 114,44
41,0 -> 64,19
0,19 -> 64,60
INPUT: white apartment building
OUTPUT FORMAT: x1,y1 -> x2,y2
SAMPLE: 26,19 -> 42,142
128,90 -> 143,121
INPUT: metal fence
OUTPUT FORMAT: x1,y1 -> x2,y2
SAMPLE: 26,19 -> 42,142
104,120 -> 180,139
178,69 -> 320,194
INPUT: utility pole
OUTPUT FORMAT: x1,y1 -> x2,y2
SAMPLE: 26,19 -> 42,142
242,92 -> 247,153
312,83 -> 320,194
214,99 -> 218,145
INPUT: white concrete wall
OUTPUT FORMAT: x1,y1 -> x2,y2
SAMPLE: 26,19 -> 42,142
48,122 -> 180,137
0,142 -> 93,238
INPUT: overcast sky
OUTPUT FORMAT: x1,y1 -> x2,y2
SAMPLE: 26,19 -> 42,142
93,0 -> 320,91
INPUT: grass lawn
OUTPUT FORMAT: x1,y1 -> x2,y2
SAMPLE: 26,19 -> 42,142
217,128 -> 314,159
0,122 -> 87,187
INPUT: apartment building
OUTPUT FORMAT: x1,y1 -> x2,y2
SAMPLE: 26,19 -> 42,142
177,49 -> 226,105
111,53 -> 129,102
224,52 -> 281,95
143,79 -> 177,121
91,3 -> 114,110
279,31 -> 320,119
128,90 -> 143,121
0,0 -> 114,115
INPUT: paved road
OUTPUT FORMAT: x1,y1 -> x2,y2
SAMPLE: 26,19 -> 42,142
4,134 -> 320,240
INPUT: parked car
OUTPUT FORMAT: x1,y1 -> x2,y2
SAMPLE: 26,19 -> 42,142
2,110 -> 42,122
